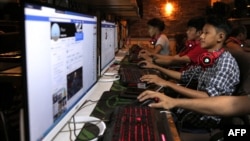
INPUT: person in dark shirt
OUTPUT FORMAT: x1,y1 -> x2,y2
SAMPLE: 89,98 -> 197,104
225,23 -> 250,52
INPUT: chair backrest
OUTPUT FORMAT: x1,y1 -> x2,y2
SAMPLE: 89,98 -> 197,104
226,47 -> 250,95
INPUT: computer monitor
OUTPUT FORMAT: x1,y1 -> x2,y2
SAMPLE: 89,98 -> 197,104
114,24 -> 119,53
22,2 -> 98,141
100,20 -> 116,76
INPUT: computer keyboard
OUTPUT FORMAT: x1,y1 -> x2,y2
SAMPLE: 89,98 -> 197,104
120,68 -> 142,82
103,105 -> 173,141
128,53 -> 144,63
119,67 -> 161,87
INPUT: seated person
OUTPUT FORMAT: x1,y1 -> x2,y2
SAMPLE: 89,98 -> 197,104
138,16 -> 207,71
137,91 -> 250,117
140,18 -> 170,55
225,23 -> 250,52
139,16 -> 240,129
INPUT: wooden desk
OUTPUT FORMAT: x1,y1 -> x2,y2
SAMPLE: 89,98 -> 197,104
167,113 -> 181,141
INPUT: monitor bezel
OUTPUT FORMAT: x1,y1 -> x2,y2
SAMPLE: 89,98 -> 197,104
99,20 -> 116,76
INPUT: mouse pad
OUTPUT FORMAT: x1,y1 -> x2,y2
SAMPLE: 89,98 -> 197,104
75,123 -> 100,141
76,81 -> 134,140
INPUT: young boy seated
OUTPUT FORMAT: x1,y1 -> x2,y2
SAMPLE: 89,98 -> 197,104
138,16 -> 207,70
139,15 -> 240,129
225,23 -> 250,52
139,18 -> 170,55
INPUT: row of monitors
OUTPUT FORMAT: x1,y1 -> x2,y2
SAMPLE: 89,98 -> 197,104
22,2 -> 118,141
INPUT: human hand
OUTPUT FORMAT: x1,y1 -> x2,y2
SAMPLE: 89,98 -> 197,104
137,60 -> 157,69
140,74 -> 168,86
137,90 -> 176,109
138,49 -> 152,59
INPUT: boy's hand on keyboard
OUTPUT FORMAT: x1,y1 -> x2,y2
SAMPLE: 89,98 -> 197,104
137,60 -> 157,69
138,49 -> 153,61
140,74 -> 167,86
137,90 -> 176,110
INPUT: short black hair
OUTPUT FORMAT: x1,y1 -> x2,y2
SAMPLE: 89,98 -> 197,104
147,18 -> 165,31
205,15 -> 231,38
187,16 -> 205,31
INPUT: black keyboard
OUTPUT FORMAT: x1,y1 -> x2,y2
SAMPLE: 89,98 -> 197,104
119,67 -> 160,87
128,53 -> 144,63
103,105 -> 173,141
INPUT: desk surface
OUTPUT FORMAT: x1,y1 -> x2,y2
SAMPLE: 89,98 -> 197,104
53,49 -> 181,141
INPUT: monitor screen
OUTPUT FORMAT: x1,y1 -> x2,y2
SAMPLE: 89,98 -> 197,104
23,2 -> 97,141
114,24 -> 119,53
100,20 -> 116,75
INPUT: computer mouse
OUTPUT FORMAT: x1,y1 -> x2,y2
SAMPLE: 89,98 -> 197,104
140,98 -> 159,106
138,62 -> 147,68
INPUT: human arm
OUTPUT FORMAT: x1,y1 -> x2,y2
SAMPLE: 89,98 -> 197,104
153,41 -> 206,66
138,61 -> 182,80
140,75 -> 209,98
142,34 -> 169,55
137,49 -> 190,67
137,49 -> 154,62
137,91 -> 250,116
153,54 -> 191,66
139,44 -> 163,55
138,51 -> 191,66
148,43 -> 205,66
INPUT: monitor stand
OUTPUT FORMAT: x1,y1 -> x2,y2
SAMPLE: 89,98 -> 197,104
98,74 -> 120,82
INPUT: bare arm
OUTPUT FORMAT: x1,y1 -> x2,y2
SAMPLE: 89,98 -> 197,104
174,95 -> 250,116
153,65 -> 182,80
154,55 -> 191,66
138,60 -> 182,80
138,91 -> 250,116
140,75 -> 209,98
144,44 -> 162,54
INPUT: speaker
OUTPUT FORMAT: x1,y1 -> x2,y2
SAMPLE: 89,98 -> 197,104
198,48 -> 225,68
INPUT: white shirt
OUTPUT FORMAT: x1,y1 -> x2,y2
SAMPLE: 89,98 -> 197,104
155,34 -> 170,55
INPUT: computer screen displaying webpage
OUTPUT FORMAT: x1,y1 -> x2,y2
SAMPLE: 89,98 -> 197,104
24,2 -> 97,141
100,20 -> 116,75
